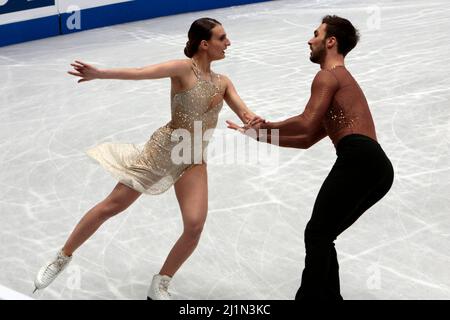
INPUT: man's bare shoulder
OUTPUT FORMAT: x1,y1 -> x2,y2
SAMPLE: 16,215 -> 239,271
312,69 -> 339,88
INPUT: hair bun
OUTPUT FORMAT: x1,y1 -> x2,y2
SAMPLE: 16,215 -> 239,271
184,18 -> 221,58
184,41 -> 193,58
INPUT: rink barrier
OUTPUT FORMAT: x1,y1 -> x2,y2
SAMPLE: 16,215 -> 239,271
0,0 -> 271,47
0,14 -> 59,47
0,0 -> 59,47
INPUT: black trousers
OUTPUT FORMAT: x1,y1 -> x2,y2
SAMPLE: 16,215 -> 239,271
295,134 -> 394,300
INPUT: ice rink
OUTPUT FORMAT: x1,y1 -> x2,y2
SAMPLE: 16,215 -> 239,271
1,0 -> 449,300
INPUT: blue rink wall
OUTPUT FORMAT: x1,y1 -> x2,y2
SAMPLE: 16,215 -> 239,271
0,0 -> 271,47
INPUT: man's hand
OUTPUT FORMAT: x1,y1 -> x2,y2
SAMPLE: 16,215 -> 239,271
243,113 -> 266,129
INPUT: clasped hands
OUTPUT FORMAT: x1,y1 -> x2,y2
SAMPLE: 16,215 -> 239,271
226,113 -> 268,140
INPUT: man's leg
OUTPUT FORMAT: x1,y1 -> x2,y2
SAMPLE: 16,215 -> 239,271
295,156 -> 381,300
295,161 -> 350,300
296,146 -> 394,300
327,243 -> 343,300
335,164 -> 394,237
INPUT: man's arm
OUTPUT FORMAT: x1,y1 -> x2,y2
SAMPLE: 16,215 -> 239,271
260,124 -> 328,149
264,70 -> 338,137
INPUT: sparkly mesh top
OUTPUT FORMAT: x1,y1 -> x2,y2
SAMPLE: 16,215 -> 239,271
310,66 -> 377,145
170,59 -> 224,132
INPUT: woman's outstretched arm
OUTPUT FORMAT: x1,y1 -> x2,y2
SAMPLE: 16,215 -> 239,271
68,59 -> 192,83
222,75 -> 265,124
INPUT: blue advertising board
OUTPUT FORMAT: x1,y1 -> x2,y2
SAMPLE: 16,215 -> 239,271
0,0 -> 55,15
0,0 -> 271,47
0,0 -> 58,47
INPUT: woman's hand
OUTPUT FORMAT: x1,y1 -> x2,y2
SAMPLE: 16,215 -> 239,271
68,60 -> 102,83
226,112 -> 268,140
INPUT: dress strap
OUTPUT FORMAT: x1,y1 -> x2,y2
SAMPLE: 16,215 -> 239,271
216,73 -> 221,91
191,58 -> 201,80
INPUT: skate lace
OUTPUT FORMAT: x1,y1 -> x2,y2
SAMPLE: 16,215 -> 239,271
42,255 -> 67,280
159,279 -> 171,296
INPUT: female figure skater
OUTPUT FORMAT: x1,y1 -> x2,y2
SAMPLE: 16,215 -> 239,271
34,17 -> 264,300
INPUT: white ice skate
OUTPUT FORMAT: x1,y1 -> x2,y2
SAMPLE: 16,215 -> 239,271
146,274 -> 172,300
33,249 -> 72,293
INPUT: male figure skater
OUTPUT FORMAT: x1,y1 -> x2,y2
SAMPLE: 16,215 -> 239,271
227,15 -> 394,300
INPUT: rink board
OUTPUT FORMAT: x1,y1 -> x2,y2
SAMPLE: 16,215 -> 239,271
0,0 -> 271,47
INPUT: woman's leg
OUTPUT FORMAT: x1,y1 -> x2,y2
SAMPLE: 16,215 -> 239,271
62,182 -> 142,256
159,164 -> 208,277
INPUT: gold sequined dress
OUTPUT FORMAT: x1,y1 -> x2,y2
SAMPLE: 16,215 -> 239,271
86,61 -> 224,194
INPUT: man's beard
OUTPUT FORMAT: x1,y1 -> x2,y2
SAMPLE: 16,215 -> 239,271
310,42 -> 326,64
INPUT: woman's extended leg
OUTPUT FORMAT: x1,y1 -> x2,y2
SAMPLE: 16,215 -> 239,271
35,182 -> 142,292
62,182 -> 142,256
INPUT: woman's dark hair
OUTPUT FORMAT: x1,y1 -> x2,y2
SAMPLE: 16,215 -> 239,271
184,18 -> 222,58
322,15 -> 360,57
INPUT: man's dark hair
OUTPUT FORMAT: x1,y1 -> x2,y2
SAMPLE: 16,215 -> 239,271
322,15 -> 360,57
